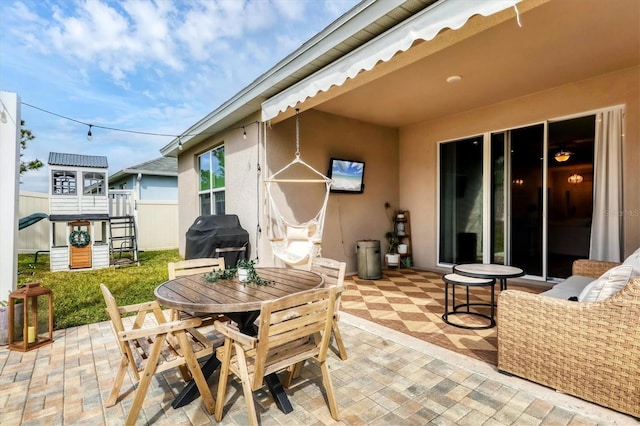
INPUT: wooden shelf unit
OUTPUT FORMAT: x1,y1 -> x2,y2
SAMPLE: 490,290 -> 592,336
393,210 -> 412,268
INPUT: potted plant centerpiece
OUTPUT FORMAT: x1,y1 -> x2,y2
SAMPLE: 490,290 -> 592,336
204,259 -> 273,286
236,259 -> 253,282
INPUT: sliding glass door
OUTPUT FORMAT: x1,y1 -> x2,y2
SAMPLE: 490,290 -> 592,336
492,124 -> 545,276
439,136 -> 484,264
546,116 -> 595,277
440,116 -> 595,279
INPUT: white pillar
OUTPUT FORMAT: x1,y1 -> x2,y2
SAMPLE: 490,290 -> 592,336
0,91 -> 21,300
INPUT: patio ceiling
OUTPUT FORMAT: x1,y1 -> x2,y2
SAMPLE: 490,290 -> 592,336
297,0 -> 639,129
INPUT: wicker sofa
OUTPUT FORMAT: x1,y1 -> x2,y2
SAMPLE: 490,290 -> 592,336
497,259 -> 640,418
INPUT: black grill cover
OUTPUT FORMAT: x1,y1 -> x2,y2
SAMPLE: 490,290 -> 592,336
185,215 -> 249,267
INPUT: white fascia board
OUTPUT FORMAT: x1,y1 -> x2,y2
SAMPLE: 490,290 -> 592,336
262,0 -> 521,121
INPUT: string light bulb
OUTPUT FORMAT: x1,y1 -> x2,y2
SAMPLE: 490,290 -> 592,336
87,125 -> 93,141
178,138 -> 183,151
243,127 -> 247,139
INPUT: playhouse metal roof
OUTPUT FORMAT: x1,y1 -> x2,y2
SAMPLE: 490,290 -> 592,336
48,152 -> 109,168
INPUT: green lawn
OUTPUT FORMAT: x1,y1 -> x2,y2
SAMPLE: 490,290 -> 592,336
16,249 -> 181,329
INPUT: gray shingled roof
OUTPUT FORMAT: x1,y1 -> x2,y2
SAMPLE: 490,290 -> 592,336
108,156 -> 177,181
48,152 -> 108,168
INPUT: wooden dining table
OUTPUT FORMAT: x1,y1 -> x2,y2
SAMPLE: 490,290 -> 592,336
154,267 -> 325,412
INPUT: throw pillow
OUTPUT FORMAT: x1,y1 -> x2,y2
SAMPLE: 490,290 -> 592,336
622,246 -> 640,278
578,265 -> 633,302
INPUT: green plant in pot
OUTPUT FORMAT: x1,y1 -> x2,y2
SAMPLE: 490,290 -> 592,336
204,259 -> 273,286
384,202 -> 402,266
385,231 -> 399,254
236,259 -> 254,283
385,231 -> 401,266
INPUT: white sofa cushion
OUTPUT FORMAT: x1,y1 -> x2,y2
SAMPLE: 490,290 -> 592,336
578,265 -> 633,302
540,275 -> 593,300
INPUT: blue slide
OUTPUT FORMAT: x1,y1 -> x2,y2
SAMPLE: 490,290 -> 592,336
18,213 -> 48,230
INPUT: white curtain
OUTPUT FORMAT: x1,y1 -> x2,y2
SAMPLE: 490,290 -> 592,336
589,108 -> 624,261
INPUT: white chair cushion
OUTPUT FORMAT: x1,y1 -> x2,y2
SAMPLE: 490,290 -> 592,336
578,265 -> 633,302
286,223 -> 317,240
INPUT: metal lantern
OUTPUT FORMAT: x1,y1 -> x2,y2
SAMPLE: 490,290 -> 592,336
8,283 -> 53,352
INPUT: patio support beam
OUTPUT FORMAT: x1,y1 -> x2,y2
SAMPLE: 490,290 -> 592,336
0,91 -> 21,300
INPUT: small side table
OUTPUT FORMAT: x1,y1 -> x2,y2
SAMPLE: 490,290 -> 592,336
442,273 -> 496,329
453,263 -> 524,291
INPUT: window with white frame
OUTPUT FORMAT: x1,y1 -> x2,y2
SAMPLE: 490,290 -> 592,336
83,172 -> 106,195
51,170 -> 76,194
198,145 -> 225,215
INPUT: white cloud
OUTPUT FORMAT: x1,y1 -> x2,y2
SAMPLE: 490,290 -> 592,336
2,0 -> 359,192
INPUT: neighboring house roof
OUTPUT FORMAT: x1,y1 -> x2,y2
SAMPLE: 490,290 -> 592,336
109,157 -> 178,182
160,0 -> 439,157
48,152 -> 108,168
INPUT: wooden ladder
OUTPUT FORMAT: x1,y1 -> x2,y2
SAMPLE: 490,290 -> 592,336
108,190 -> 139,266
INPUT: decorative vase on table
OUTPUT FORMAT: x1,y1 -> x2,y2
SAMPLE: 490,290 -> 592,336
237,268 -> 249,282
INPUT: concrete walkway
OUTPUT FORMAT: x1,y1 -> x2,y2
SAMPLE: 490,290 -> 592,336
1,313 -> 636,425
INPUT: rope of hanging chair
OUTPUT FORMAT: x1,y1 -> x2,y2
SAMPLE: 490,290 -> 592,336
265,178 -> 331,240
263,108 -> 333,265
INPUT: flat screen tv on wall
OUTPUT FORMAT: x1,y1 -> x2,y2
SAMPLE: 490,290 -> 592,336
328,158 -> 365,193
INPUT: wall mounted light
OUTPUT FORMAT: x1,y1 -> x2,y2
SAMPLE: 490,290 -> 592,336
512,179 -> 524,186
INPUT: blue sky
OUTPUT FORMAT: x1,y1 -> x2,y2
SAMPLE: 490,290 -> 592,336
0,0 -> 359,193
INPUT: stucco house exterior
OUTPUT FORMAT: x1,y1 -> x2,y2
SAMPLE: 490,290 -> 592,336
160,0 -> 639,281
108,156 -> 178,201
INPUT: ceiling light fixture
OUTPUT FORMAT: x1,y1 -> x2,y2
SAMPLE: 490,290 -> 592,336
446,75 -> 462,83
554,150 -> 572,162
568,173 -> 583,184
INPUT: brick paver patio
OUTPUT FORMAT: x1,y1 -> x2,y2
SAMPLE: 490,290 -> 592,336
1,313 -> 635,425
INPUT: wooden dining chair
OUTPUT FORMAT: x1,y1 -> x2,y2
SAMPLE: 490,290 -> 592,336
213,287 -> 339,426
309,257 -> 348,360
167,257 -> 226,279
100,284 -> 216,426
167,257 -> 227,325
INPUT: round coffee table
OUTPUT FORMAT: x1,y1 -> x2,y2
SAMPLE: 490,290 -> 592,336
442,273 -> 496,329
453,263 -> 524,291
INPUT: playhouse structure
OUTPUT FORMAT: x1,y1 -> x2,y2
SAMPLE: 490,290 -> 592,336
47,152 -> 138,271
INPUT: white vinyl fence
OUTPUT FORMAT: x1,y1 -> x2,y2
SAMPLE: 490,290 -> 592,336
18,192 -> 178,253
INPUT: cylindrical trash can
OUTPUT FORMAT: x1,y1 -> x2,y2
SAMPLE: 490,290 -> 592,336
356,240 -> 382,279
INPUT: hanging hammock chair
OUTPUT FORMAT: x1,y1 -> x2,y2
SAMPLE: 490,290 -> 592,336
264,111 -> 332,267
